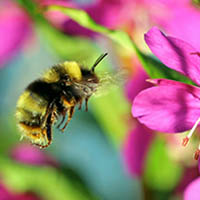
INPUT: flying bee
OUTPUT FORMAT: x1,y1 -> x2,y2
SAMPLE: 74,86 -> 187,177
16,53 -> 108,148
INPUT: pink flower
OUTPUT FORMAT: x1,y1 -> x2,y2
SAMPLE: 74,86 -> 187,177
181,160 -> 200,199
10,144 -> 58,167
132,0 -> 200,49
132,27 -> 200,159
184,177 -> 200,200
0,0 -> 31,67
123,123 -> 154,177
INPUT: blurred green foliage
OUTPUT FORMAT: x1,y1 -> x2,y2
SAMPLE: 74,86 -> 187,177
0,156 -> 97,200
144,136 -> 183,191
48,5 -> 195,85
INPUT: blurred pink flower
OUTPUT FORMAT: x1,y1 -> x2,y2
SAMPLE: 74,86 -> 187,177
130,0 -> 200,49
184,177 -> 200,200
125,67 -> 152,102
123,123 -> 154,177
181,159 -> 200,199
10,144 -> 58,167
123,67 -> 154,176
0,183 -> 42,200
43,0 -> 134,37
133,27 -> 200,158
0,0 -> 31,67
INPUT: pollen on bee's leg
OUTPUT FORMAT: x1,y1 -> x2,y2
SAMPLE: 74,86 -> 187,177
182,117 -> 200,147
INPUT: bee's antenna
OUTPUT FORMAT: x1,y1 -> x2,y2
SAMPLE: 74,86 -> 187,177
91,53 -> 108,72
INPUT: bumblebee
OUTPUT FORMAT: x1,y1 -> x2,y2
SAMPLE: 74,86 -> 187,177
16,53 -> 108,148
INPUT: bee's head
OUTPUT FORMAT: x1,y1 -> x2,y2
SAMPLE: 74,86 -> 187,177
82,53 -> 108,90
81,69 -> 99,83
66,53 -> 108,96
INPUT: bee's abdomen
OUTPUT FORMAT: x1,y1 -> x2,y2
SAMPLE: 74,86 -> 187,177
16,107 -> 42,126
16,88 -> 48,125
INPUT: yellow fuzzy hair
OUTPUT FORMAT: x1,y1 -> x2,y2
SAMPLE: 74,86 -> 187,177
63,61 -> 82,81
16,91 -> 47,117
42,66 -> 60,83
18,123 -> 48,145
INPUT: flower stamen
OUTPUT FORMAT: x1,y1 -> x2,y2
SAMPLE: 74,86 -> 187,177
194,147 -> 200,160
182,137 -> 189,146
182,117 -> 200,147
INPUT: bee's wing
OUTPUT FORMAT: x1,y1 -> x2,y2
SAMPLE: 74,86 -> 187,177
94,70 -> 127,97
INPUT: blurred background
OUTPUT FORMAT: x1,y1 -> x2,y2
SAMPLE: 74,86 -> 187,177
0,0 -> 200,200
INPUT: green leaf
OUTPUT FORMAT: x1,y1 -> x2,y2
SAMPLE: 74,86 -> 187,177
0,156 -> 97,200
18,0 -> 98,60
90,86 -> 130,146
47,5 -> 195,85
143,136 -> 183,191
47,6 -> 134,51
138,54 -> 195,85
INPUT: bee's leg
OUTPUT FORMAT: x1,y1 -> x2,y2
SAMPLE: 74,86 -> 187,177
85,96 -> 90,112
60,106 -> 75,132
52,110 -> 59,120
41,100 -> 56,129
39,101 -> 57,148
78,99 -> 82,110
57,109 -> 67,129
38,111 -> 54,149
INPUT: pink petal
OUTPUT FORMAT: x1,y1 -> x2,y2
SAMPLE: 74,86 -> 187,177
11,144 -> 58,167
123,123 -> 154,177
132,83 -> 200,133
184,177 -> 200,200
145,27 -> 200,85
147,79 -> 200,99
